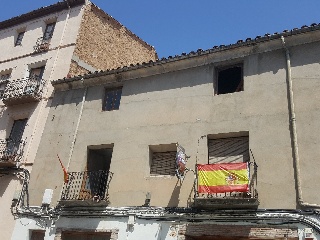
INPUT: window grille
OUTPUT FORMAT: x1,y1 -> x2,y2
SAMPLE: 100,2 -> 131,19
103,87 -> 122,111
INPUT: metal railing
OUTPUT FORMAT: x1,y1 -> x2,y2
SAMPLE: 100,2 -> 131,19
61,170 -> 113,202
2,76 -> 46,103
0,138 -> 26,164
194,162 -> 258,208
33,37 -> 50,53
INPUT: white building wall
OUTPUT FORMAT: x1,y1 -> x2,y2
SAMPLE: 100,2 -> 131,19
11,215 -> 320,240
0,4 -> 86,240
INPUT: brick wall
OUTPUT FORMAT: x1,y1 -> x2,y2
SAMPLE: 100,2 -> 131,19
68,60 -> 90,77
69,4 -> 157,77
178,224 -> 299,240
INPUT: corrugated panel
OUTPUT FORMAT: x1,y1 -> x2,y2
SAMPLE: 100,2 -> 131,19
208,137 -> 249,164
150,151 -> 176,176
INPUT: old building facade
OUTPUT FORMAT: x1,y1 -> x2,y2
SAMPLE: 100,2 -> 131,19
0,1 -> 157,239
9,22 -> 320,239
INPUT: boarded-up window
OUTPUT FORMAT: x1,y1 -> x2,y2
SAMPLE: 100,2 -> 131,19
150,151 -> 176,176
62,232 -> 111,240
208,136 -> 249,164
30,230 -> 45,240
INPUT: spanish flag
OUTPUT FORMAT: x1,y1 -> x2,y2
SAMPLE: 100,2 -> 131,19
197,163 -> 249,194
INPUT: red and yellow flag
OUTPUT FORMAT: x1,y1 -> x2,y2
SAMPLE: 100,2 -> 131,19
197,163 -> 249,194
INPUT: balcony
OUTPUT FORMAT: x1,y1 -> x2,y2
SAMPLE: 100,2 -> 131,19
2,76 -> 46,106
60,170 -> 113,206
0,138 -> 26,168
33,37 -> 50,53
194,162 -> 259,209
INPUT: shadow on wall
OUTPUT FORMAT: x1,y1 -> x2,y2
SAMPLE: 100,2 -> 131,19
0,174 -> 18,197
167,179 -> 181,207
0,102 -> 37,133
55,65 -> 212,107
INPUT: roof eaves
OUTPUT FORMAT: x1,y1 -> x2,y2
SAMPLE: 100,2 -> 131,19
0,0 -> 86,30
52,22 -> 320,86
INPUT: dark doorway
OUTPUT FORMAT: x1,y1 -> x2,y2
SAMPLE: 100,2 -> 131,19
6,119 -> 27,157
85,147 -> 113,199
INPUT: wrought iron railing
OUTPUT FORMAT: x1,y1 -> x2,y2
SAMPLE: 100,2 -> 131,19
194,162 -> 258,208
61,170 -> 113,202
33,37 -> 50,53
0,138 -> 26,164
2,76 -> 46,104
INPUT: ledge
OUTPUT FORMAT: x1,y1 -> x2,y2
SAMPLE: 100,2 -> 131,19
194,197 -> 259,210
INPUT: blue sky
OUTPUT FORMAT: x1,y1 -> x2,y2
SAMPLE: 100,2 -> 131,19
1,0 -> 320,58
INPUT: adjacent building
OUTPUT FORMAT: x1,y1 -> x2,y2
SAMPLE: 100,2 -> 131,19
10,22 -> 320,239
0,0 -> 157,239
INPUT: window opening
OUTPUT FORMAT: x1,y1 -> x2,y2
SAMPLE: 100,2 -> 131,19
62,231 -> 111,240
0,73 -> 11,98
208,136 -> 249,164
6,119 -> 27,157
217,66 -> 243,94
25,66 -> 45,94
30,230 -> 45,240
43,22 -> 56,41
29,66 -> 45,79
150,151 -> 176,176
15,32 -> 25,46
103,87 -> 122,111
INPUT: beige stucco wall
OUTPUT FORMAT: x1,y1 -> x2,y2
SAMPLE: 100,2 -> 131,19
69,4 -> 157,77
28,34 -> 320,209
0,4 -> 86,239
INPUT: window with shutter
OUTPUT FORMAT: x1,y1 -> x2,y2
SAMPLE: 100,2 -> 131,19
208,136 -> 249,164
150,151 -> 176,176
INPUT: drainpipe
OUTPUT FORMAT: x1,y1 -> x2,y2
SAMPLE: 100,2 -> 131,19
281,36 -> 320,209
58,83 -> 87,201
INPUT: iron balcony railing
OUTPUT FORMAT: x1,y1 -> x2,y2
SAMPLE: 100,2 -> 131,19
194,162 -> 258,209
2,76 -> 46,105
33,37 -> 50,53
61,170 -> 113,203
0,138 -> 26,166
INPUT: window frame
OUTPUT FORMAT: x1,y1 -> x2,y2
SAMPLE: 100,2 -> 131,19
0,72 -> 11,99
15,31 -> 25,46
102,87 -> 123,111
43,22 -> 56,41
149,143 -> 177,176
215,63 -> 244,95
30,230 -> 45,240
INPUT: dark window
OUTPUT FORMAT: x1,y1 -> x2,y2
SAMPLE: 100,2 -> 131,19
103,87 -> 122,111
0,73 -> 10,98
43,22 -> 56,41
15,32 -> 25,46
217,66 -> 243,95
150,151 -> 176,176
30,230 -> 45,240
62,231 -> 111,240
84,147 -> 113,198
29,66 -> 45,79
